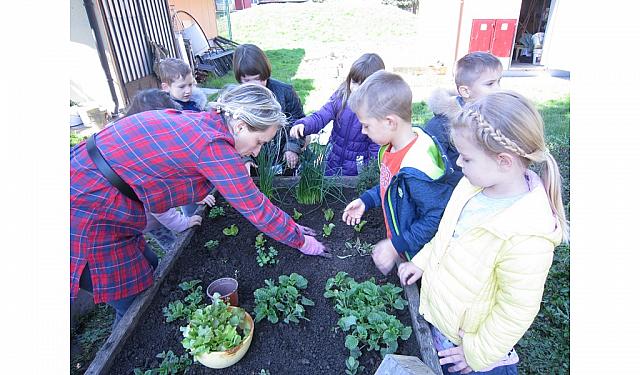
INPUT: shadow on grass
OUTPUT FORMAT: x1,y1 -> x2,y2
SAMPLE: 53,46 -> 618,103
201,48 -> 315,107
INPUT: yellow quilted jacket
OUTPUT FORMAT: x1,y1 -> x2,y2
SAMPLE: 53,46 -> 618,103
411,172 -> 562,370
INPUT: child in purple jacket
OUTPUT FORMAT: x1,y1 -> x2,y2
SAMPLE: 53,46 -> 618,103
289,53 -> 385,176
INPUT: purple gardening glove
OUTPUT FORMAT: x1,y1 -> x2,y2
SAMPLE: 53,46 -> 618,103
299,235 -> 328,256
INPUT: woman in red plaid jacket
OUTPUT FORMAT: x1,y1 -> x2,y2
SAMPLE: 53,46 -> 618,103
70,84 -> 327,323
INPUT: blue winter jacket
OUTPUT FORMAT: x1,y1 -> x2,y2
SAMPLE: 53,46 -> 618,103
294,89 -> 379,176
359,128 -> 457,259
423,88 -> 465,185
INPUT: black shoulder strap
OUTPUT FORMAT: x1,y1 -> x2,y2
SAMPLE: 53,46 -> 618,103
85,133 -> 142,203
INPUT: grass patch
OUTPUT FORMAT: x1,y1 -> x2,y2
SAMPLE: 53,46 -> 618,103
515,96 -> 570,375
201,48 -> 314,107
411,100 -> 433,126
70,304 -> 114,375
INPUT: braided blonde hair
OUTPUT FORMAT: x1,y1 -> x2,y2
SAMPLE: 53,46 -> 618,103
452,90 -> 569,242
212,83 -> 287,132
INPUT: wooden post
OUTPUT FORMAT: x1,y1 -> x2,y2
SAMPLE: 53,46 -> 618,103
402,282 -> 443,375
375,354 -> 438,375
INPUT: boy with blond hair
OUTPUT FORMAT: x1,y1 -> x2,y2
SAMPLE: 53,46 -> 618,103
157,58 -> 208,112
342,71 -> 457,275
425,51 -> 503,185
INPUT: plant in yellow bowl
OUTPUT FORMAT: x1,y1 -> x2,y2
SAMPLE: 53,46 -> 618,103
180,293 -> 254,369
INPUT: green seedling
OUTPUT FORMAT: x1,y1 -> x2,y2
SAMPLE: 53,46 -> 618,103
208,206 -> 225,218
253,273 -> 315,324
255,233 -> 278,267
163,281 -> 206,322
293,207 -> 303,220
353,220 -> 367,233
345,356 -> 362,375
323,207 -> 335,221
324,272 -> 412,374
345,238 -> 374,256
178,279 -> 201,292
181,295 -> 252,357
133,350 -> 192,375
223,224 -> 238,236
322,223 -> 335,237
204,240 -> 219,250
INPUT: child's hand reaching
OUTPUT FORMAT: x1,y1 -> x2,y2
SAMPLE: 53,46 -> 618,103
372,239 -> 400,275
397,261 -> 424,286
188,214 -> 203,228
197,194 -> 216,207
438,331 -> 472,374
284,151 -> 299,169
289,124 -> 305,139
342,198 -> 365,225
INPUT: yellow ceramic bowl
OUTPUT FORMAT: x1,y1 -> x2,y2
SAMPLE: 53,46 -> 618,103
195,311 -> 255,369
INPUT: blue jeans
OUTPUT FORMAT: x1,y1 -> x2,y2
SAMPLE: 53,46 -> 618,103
180,203 -> 198,217
78,244 -> 158,324
441,363 -> 518,375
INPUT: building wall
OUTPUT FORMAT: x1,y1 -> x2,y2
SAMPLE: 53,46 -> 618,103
540,0 -> 570,72
169,0 -> 219,40
70,0 -> 117,111
418,0 -> 522,72
416,0 -> 461,72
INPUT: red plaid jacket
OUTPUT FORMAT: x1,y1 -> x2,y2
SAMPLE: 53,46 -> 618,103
70,109 -> 305,303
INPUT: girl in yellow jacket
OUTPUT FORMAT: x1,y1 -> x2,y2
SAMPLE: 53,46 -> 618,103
398,91 -> 569,374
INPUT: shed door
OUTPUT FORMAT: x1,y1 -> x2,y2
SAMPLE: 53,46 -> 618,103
491,19 -> 517,57
469,19 -> 495,52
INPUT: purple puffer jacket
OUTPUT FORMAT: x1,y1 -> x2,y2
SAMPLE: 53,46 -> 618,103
294,89 -> 379,176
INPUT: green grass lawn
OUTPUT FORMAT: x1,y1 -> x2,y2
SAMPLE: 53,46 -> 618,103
516,96 -> 570,375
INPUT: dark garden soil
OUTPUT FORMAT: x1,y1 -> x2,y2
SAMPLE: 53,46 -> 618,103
111,187 -> 420,375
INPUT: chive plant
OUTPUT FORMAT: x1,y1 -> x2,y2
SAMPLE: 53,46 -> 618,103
256,143 -> 279,199
295,142 -> 330,205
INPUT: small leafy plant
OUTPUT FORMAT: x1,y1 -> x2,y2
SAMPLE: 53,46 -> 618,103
163,279 -> 206,323
253,273 -> 315,324
322,223 -> 335,237
133,350 -> 192,375
293,207 -> 303,220
345,238 -> 374,256
255,233 -> 278,267
353,220 -> 367,233
180,294 -> 252,359
324,272 -> 412,374
223,224 -> 238,236
323,207 -> 335,221
204,239 -> 219,250
208,206 -> 225,219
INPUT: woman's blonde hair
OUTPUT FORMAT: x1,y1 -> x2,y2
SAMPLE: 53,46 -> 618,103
212,83 -> 287,132
452,90 -> 569,242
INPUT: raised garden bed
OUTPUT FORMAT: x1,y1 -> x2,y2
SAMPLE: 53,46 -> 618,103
88,178 -> 441,375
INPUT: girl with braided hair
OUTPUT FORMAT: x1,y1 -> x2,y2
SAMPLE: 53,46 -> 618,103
398,91 -> 569,374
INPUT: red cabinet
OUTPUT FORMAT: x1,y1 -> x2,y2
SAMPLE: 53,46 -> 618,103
235,0 -> 251,10
468,19 -> 516,58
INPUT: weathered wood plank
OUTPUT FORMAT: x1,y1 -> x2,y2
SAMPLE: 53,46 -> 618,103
375,354 -> 438,375
255,175 -> 360,189
84,203 -> 206,375
403,282 -> 443,375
